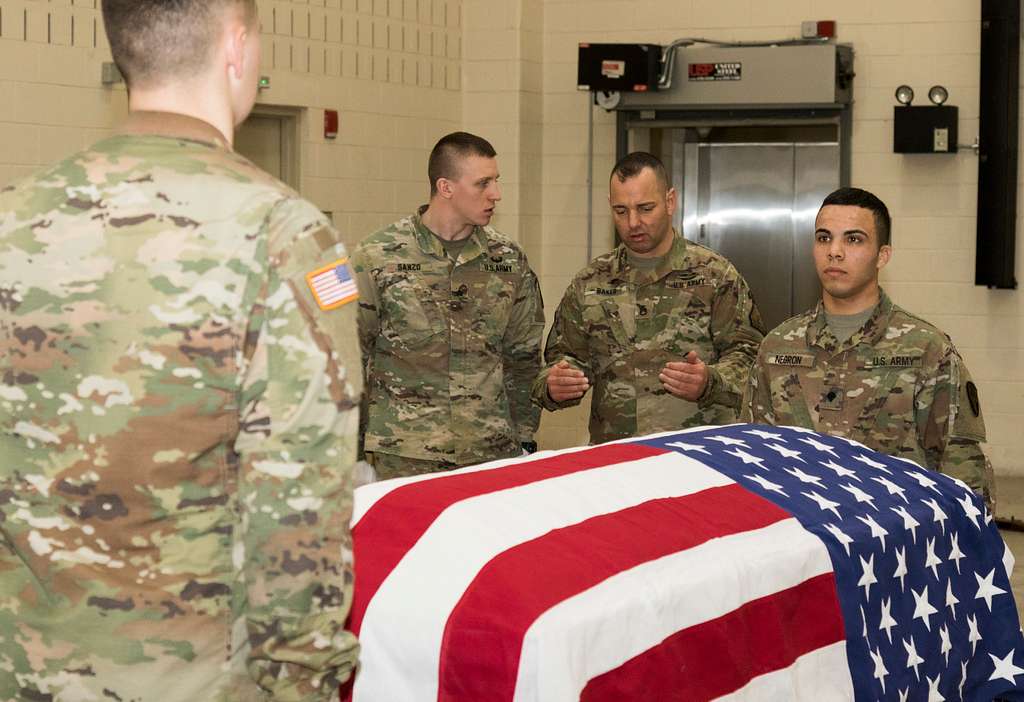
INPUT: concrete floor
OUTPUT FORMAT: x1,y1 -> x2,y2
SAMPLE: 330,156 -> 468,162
997,476 -> 1024,625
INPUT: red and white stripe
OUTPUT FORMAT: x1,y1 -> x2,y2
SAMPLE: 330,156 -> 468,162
348,442 -> 853,701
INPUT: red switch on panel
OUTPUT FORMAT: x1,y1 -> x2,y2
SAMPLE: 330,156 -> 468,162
324,110 -> 339,139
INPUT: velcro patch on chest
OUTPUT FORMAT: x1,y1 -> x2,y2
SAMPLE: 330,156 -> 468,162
587,286 -> 626,297
766,353 -> 815,368
482,262 -> 516,273
666,276 -> 708,289
864,355 -> 923,369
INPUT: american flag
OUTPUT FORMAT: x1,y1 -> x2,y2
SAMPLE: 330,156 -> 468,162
346,424 -> 1023,701
306,258 -> 358,310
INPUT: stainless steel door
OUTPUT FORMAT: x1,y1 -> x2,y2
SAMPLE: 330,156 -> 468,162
680,141 -> 839,330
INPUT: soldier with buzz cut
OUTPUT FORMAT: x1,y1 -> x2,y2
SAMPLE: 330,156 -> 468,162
532,151 -> 765,444
0,1 -> 360,700
352,132 -> 544,480
741,186 -> 995,507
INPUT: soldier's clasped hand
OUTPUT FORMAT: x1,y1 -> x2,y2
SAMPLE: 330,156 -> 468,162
660,350 -> 709,402
547,359 -> 590,402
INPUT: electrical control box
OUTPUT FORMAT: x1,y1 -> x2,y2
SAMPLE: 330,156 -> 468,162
577,43 -> 661,92
893,105 -> 958,153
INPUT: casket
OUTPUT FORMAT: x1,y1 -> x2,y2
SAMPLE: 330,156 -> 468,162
346,424 -> 1024,701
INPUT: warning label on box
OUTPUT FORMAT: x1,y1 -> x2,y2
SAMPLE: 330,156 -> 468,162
688,62 -> 742,81
601,60 -> 626,79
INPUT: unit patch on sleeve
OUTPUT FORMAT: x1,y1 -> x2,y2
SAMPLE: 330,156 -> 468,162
306,258 -> 359,311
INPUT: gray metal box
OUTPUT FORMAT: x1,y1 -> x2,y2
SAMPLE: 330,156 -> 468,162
618,43 -> 853,110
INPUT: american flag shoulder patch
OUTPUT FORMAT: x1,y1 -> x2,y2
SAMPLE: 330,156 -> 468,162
305,257 -> 359,311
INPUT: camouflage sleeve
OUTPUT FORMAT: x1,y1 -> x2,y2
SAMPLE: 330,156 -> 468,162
920,348 -> 994,508
531,279 -> 591,411
739,345 -> 775,424
502,263 -> 545,441
699,266 -> 766,411
234,200 -> 361,701
351,244 -> 378,458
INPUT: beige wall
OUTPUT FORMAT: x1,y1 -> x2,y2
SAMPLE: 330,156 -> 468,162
1,0 -> 1022,475
0,0 -> 463,251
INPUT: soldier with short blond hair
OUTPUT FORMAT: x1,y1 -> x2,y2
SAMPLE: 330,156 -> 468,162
741,187 -> 994,507
0,1 -> 360,699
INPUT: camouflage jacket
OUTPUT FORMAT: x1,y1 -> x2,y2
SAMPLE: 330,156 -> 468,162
532,234 -> 765,444
0,112 -> 361,702
741,289 -> 994,505
351,210 -> 544,465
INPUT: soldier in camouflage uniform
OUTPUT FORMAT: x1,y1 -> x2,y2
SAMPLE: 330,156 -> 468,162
0,2 -> 360,700
532,152 -> 765,444
741,187 -> 994,506
352,132 -> 544,479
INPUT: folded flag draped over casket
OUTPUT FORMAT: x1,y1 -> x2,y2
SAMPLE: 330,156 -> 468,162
346,424 -> 1024,701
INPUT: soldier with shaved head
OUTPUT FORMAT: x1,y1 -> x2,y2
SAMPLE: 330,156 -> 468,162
0,1 -> 360,699
352,132 -> 545,479
533,151 -> 765,443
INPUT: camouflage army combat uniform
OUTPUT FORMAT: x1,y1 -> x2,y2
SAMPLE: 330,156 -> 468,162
0,113 -> 361,701
532,234 -> 765,443
352,209 -> 544,476
741,289 -> 994,505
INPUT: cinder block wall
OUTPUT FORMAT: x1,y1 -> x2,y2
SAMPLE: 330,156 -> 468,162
0,0 -> 464,250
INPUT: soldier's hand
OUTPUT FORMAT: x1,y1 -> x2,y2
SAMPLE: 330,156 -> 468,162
660,351 -> 709,402
547,360 -> 590,402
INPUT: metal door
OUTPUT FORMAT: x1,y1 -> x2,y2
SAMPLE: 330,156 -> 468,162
678,141 -> 838,330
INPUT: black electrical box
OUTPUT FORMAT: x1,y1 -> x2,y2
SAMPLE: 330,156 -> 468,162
893,105 -> 958,153
577,43 -> 661,92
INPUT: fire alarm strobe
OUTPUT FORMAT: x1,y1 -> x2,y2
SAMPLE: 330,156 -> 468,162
324,110 -> 339,140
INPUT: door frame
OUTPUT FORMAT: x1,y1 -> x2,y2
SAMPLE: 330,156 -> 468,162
243,104 -> 303,191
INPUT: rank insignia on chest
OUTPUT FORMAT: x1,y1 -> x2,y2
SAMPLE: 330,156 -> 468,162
306,258 -> 359,311
767,353 -> 815,368
820,387 -> 844,411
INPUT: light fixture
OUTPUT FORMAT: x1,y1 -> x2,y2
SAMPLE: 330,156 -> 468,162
895,84 -> 914,106
928,85 -> 949,106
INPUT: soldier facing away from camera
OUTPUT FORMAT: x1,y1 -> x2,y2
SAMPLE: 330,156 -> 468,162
0,1 -> 361,700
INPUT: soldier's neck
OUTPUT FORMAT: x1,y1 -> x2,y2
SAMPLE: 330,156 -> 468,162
420,204 -> 474,241
822,285 -> 881,316
128,82 -> 235,148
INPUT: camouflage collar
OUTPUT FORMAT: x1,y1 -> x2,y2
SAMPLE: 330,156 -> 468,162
412,208 -> 487,264
612,231 -> 688,285
807,288 -> 895,353
118,111 -> 230,149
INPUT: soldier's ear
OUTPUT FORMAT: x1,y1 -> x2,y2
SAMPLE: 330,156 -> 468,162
436,177 -> 454,200
876,244 -> 892,271
665,187 -> 678,217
